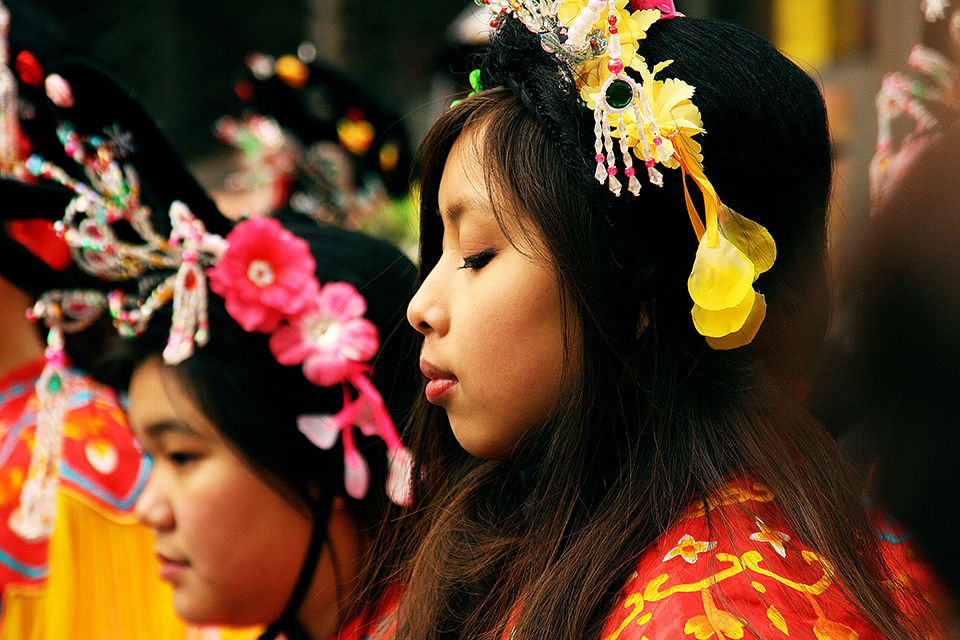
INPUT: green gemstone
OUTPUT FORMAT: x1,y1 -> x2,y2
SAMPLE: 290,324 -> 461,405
605,79 -> 634,110
48,373 -> 62,393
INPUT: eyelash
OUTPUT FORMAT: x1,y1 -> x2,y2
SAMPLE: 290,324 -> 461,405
460,248 -> 496,271
168,451 -> 200,467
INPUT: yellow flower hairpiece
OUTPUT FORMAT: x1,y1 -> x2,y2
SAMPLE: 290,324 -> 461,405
481,0 -> 775,348
573,4 -> 774,348
559,0 -> 660,90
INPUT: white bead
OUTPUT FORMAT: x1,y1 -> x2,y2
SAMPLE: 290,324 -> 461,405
608,34 -> 622,59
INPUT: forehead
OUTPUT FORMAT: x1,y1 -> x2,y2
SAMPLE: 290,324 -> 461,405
435,124 -> 524,228
126,358 -> 218,442
439,126 -> 488,204
434,124 -> 558,264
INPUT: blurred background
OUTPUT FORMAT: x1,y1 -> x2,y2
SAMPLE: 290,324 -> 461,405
15,0 -> 930,264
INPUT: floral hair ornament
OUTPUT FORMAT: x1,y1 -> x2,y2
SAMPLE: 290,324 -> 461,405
478,0 -> 775,348
26,119 -> 414,506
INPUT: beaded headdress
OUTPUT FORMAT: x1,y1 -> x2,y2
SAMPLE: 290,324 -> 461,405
33,121 -> 412,501
475,0 -> 776,349
1,41 -> 413,540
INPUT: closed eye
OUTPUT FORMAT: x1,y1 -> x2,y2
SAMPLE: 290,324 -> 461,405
460,248 -> 496,271
168,451 -> 202,467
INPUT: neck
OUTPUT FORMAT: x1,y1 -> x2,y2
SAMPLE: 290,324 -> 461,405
0,278 -> 44,377
297,498 -> 368,640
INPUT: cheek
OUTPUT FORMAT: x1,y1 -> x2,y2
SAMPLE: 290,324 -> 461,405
456,271 -> 573,448
176,461 -> 312,616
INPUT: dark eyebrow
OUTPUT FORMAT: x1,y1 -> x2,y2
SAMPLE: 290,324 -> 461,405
440,201 -> 465,226
141,419 -> 208,440
440,197 -> 494,227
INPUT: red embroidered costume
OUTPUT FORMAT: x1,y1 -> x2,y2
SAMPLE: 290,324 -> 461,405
599,479 -> 928,640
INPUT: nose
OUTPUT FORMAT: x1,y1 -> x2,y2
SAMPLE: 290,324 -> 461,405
407,260 -> 448,337
134,463 -> 174,532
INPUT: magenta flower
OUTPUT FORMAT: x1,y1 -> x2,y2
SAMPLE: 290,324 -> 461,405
208,218 -> 319,333
634,0 -> 683,18
270,281 -> 379,387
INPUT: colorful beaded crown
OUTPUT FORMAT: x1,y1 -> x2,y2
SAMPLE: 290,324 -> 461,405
476,0 -> 777,349
28,119 -> 413,507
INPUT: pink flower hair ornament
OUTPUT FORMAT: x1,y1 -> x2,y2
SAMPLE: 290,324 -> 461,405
206,218 -> 413,506
629,0 -> 682,18
207,216 -> 319,333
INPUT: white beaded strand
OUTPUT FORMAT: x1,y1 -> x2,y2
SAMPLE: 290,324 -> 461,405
566,0 -> 607,49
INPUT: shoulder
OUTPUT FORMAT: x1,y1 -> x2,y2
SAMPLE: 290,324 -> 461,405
601,478 -> 884,640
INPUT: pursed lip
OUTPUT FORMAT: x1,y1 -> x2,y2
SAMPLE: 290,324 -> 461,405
155,550 -> 190,582
420,358 -> 458,404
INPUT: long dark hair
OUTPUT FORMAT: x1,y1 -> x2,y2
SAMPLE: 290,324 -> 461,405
367,16 -> 919,640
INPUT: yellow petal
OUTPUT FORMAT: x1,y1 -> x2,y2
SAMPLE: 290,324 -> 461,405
688,232 -> 756,311
629,8 -> 661,35
656,77 -> 696,111
692,288 -> 756,338
705,293 -> 767,350
684,615 -> 717,640
558,0 -> 581,24
275,55 -> 309,89
719,207 -> 777,276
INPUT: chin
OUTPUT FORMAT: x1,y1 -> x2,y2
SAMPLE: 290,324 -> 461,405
451,422 -> 520,461
172,592 -> 241,629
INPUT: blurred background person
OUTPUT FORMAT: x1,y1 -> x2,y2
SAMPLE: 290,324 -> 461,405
192,48 -> 418,256
810,0 -> 960,630
819,122 -> 960,631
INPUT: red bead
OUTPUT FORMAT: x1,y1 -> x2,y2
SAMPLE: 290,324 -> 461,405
234,79 -> 255,102
15,50 -> 45,87
625,166 -> 636,176
596,153 -> 605,163
608,167 -> 618,176
609,26 -> 618,34
608,59 -> 624,74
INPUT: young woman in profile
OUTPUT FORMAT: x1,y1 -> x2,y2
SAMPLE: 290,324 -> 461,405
368,1 -> 930,639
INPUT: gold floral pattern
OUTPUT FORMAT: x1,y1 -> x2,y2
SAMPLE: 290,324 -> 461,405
595,479 -> 904,640
663,534 -> 717,564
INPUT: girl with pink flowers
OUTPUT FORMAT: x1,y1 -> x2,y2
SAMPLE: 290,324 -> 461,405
113,212 -> 419,640
1,53 -> 419,640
